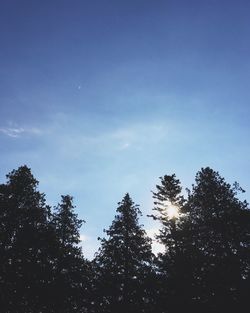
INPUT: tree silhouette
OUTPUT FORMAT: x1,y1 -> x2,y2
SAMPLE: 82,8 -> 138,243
151,168 -> 250,313
151,174 -> 194,313
1,165 -> 250,313
0,167 -> 91,313
94,193 -> 154,313
52,195 -> 90,313
0,166 -> 55,312
184,167 -> 250,312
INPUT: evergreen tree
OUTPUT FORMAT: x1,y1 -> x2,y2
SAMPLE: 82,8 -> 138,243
94,193 -> 154,313
151,174 -> 194,313
52,195 -> 90,313
151,174 -> 184,251
0,165 -> 56,313
151,168 -> 250,313
185,167 -> 250,312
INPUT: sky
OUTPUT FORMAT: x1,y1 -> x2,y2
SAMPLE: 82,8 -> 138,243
0,0 -> 250,259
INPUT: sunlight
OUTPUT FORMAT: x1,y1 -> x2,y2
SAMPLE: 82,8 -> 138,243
167,204 -> 179,219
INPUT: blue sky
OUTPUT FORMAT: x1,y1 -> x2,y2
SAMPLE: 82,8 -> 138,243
1,0 -> 250,258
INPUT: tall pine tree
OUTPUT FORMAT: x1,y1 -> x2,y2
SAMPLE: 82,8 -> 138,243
0,166 -> 56,313
184,167 -> 250,313
52,195 -> 91,313
151,168 -> 250,313
151,174 -> 193,313
94,193 -> 154,313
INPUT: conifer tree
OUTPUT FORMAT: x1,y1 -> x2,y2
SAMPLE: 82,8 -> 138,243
94,193 -> 154,313
0,165 -> 56,313
151,174 -> 193,313
185,167 -> 250,312
52,195 -> 90,313
151,168 -> 250,313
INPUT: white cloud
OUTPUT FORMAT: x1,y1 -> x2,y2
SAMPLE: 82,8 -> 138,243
0,126 -> 43,138
0,127 -> 25,138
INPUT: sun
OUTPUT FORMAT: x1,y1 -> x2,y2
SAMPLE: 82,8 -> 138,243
167,204 -> 179,219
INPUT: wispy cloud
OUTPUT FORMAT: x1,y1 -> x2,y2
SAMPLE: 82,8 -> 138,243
111,124 -> 168,151
0,127 -> 25,138
50,118 -> 169,159
0,126 -> 42,138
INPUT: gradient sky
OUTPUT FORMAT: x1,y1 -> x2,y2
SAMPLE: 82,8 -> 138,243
1,0 -> 250,258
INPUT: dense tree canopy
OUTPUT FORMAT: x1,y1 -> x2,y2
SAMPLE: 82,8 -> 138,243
0,166 -> 90,313
0,165 -> 249,313
151,168 -> 250,313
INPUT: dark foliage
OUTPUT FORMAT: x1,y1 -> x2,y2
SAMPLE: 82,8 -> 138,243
93,193 -> 155,313
184,167 -> 250,313
0,166 -> 90,313
0,165 -> 250,313
151,168 -> 250,313
52,195 -> 91,313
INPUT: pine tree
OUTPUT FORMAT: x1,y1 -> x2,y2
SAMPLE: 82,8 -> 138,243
151,174 -> 184,252
0,165 -> 56,313
151,174 -> 194,313
94,193 -> 154,313
52,195 -> 90,313
185,167 -> 250,312
151,168 -> 250,313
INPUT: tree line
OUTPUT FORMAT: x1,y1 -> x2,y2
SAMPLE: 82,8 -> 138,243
0,165 -> 250,313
